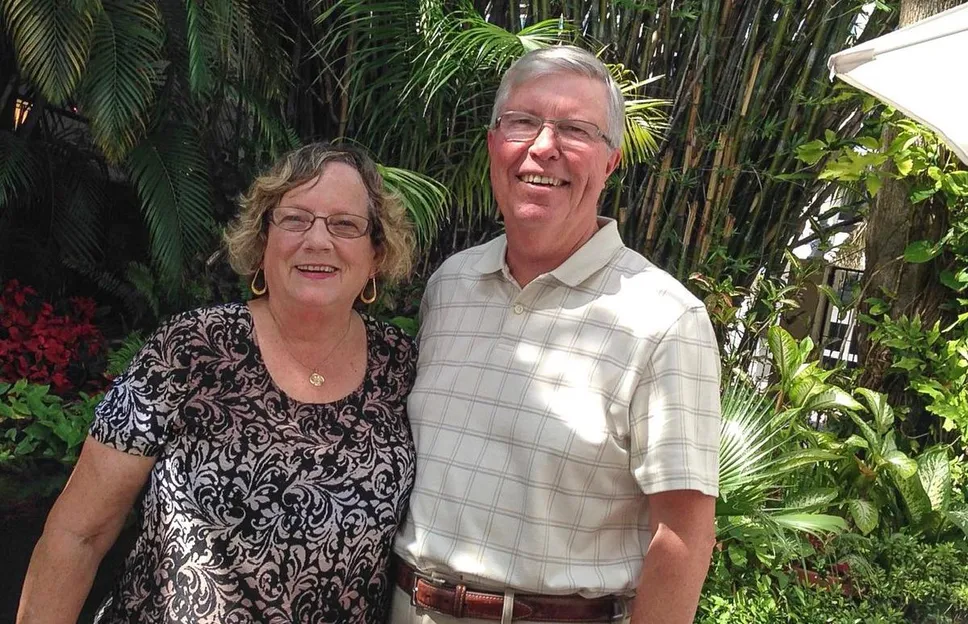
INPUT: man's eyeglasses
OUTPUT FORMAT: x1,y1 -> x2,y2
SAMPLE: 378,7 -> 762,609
268,207 -> 371,239
495,111 -> 613,149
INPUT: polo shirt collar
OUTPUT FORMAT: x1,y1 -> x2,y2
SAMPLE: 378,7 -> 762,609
471,217 -> 625,287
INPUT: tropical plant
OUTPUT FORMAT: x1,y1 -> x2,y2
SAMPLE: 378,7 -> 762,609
0,0 -> 450,310
766,326 -> 968,539
716,374 -> 846,565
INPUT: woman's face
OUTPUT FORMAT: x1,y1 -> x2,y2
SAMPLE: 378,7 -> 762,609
261,162 -> 377,313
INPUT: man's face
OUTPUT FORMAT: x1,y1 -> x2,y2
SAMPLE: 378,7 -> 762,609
487,73 -> 621,241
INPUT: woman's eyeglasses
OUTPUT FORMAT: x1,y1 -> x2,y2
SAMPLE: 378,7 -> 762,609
269,207 -> 371,239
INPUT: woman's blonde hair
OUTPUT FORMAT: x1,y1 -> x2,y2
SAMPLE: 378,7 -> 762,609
223,143 -> 414,285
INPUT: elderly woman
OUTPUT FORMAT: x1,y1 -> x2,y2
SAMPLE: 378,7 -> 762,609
17,143 -> 417,623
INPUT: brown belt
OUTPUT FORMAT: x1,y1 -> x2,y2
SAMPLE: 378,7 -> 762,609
394,558 -> 624,622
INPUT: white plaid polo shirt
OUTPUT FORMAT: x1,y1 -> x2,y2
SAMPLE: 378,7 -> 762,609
394,218 -> 720,598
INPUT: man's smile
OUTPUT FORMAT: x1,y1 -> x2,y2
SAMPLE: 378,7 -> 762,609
518,173 -> 568,187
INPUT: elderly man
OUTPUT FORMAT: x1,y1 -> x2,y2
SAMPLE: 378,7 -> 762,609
391,46 -> 721,624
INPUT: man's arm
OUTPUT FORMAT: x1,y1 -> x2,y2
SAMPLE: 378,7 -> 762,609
629,490 -> 717,624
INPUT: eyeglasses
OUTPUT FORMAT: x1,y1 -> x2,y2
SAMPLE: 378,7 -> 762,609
495,111 -> 613,148
268,206 -> 371,238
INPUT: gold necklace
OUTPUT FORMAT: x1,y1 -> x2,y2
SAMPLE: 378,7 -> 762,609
268,308 -> 354,387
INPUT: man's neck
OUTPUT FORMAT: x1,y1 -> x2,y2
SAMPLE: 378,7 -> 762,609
503,220 -> 599,287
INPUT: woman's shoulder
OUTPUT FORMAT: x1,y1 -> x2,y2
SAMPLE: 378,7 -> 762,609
361,315 -> 416,355
154,302 -> 249,336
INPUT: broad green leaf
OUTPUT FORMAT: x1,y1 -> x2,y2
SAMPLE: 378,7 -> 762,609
817,284 -> 844,309
802,388 -> 864,414
865,174 -> 882,197
893,356 -> 924,372
939,270 -> 968,292
917,447 -> 950,512
946,508 -> 968,538
844,434 -> 869,449
847,411 -> 880,452
848,499 -> 878,535
767,326 -> 801,386
796,140 -> 827,166
855,388 -> 894,434
773,513 -> 847,536
782,488 -> 839,512
943,171 -> 968,195
903,240 -> 941,264
883,450 -> 918,479
788,375 -> 825,408
892,471 -> 931,525
910,186 -> 937,203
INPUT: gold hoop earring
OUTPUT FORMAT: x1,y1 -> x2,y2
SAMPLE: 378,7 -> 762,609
250,268 -> 267,296
360,277 -> 377,304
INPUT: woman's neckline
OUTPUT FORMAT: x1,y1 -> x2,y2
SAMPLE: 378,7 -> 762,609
242,301 -> 373,407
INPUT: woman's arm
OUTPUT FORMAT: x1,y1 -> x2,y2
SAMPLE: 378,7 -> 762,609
17,436 -> 156,624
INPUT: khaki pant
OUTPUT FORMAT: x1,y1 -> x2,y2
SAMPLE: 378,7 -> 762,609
388,586 -> 631,624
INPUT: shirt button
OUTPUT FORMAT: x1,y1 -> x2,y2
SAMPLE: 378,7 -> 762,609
513,304 -> 524,314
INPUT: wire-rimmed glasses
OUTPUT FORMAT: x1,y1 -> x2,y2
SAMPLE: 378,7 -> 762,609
495,111 -> 613,148
269,206 -> 371,239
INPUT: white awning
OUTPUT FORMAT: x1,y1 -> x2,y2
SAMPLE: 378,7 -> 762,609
828,4 -> 968,165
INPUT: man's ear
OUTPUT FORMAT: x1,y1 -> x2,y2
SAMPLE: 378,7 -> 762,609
605,148 -> 622,177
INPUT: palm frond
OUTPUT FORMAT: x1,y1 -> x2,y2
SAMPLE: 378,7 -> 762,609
77,0 -> 165,162
0,131 -> 41,210
612,73 -> 668,166
717,376 -> 846,538
406,8 -> 574,104
2,0 -> 99,104
106,331 -> 146,376
184,0 -> 216,97
52,161 -> 104,267
126,124 -> 214,285
377,164 -> 449,247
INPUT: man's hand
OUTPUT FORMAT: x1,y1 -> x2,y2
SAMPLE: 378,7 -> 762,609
629,490 -> 716,624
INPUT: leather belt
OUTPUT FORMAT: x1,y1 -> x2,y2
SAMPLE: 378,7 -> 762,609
394,557 -> 625,622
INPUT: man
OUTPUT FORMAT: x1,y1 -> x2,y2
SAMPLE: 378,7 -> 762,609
392,46 -> 721,624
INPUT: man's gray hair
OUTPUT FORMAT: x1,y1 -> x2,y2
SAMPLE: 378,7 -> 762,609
490,46 -> 625,149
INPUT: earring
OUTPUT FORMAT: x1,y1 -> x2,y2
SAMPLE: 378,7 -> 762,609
250,268 -> 267,296
360,277 -> 377,304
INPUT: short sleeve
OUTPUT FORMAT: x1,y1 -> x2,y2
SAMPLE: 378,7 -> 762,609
630,305 -> 721,497
90,314 -> 195,456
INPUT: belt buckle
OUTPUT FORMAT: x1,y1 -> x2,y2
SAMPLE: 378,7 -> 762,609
409,574 -> 448,608
610,596 -> 629,621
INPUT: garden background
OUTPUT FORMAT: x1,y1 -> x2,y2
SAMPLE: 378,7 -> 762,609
2,0 -> 968,621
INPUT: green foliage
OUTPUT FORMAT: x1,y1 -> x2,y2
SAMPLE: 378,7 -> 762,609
106,332 -> 146,377
700,533 -> 968,624
796,94 -> 968,447
691,252 -> 816,374
716,375 -> 846,570
699,548 -> 905,624
0,0 -> 448,312
0,380 -> 99,467
766,326 -> 968,540
866,312 -> 968,442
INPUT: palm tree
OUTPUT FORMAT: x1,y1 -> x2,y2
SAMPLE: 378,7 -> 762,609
0,0 -> 448,310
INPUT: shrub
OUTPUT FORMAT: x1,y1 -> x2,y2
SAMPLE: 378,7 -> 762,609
700,533 -> 968,624
0,380 -> 99,467
0,280 -> 107,395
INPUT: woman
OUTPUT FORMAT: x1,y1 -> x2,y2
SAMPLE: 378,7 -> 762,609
17,143 -> 417,623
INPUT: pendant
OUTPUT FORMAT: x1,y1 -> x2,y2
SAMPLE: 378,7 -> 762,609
309,371 -> 325,387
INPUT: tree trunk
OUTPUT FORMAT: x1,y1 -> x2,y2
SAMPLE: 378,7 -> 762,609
858,0 -> 966,406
